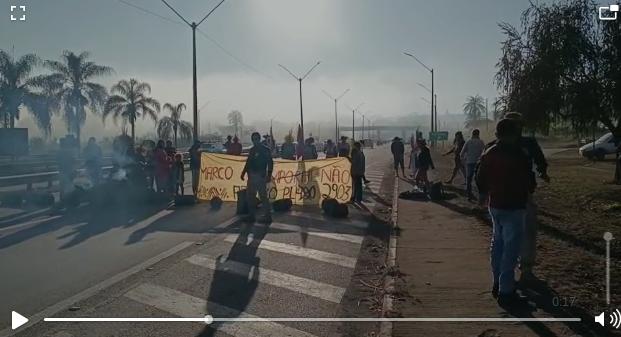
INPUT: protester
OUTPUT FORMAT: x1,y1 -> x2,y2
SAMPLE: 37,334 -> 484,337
337,136 -> 351,157
487,112 -> 549,283
414,139 -> 435,192
350,141 -> 365,203
173,153 -> 185,196
408,134 -> 421,178
281,134 -> 296,160
460,129 -> 485,201
391,137 -> 405,177
229,136 -> 243,156
476,119 -> 534,307
241,132 -> 274,223
443,131 -> 466,184
57,137 -> 76,204
325,139 -> 338,158
188,140 -> 202,196
223,135 -> 232,153
302,137 -> 318,160
154,140 -> 171,193
83,137 -> 102,185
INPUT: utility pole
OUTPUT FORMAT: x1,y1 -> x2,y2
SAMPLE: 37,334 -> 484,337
485,98 -> 489,131
279,61 -> 321,140
404,51 -> 435,144
346,103 -> 364,141
162,0 -> 226,141
322,89 -> 350,141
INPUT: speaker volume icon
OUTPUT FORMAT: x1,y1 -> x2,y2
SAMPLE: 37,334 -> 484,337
596,309 -> 621,328
611,309 -> 621,329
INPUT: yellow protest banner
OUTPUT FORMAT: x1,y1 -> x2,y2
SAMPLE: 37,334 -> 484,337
197,153 -> 352,205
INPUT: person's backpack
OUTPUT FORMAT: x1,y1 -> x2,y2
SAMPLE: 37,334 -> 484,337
429,182 -> 445,201
321,198 -> 348,218
236,189 -> 249,214
210,197 -> 223,209
273,199 -> 293,212
175,195 -> 196,206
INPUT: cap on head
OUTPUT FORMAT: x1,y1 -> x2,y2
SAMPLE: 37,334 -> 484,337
472,129 -> 480,137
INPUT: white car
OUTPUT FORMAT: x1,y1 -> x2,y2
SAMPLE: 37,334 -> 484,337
579,132 -> 620,160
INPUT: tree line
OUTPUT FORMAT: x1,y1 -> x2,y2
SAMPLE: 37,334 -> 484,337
0,49 -> 193,147
495,0 -> 621,137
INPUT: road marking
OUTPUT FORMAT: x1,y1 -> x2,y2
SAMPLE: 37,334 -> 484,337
0,241 -> 194,337
224,235 -> 357,268
0,215 -> 61,233
186,254 -> 346,303
124,283 -> 318,337
265,222 -> 363,244
288,211 -> 368,229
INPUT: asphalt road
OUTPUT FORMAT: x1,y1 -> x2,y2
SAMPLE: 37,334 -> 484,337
0,146 -> 394,337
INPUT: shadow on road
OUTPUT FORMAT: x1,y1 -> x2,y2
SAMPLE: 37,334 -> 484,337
199,221 -> 270,337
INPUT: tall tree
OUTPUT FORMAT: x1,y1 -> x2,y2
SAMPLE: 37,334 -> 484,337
496,0 -> 620,137
103,78 -> 161,142
0,50 -> 50,131
463,95 -> 486,126
227,110 -> 243,136
157,102 -> 192,146
44,51 -> 112,147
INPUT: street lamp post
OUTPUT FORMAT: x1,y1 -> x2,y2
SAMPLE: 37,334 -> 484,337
322,89 -> 350,141
346,103 -> 364,140
404,51 -> 435,144
162,0 -> 226,141
279,61 -> 321,139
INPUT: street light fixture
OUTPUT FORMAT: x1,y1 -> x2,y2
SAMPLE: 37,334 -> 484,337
161,0 -> 227,141
279,61 -> 321,139
322,88 -> 350,141
404,51 -> 435,143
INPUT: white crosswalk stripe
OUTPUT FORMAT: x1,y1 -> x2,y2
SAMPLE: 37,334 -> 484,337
186,254 -> 346,303
263,221 -> 363,244
224,235 -> 357,268
125,283 -> 318,337
288,211 -> 368,229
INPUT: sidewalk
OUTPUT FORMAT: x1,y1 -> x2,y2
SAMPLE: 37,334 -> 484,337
391,178 -> 577,337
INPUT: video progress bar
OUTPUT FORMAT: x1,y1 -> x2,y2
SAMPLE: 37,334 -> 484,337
44,317 -> 582,323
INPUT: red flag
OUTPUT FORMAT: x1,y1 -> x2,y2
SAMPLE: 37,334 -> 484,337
296,124 -> 304,159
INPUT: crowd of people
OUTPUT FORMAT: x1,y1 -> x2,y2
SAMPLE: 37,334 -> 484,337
388,112 -> 550,308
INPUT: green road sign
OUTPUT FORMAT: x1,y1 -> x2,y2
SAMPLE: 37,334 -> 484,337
429,131 -> 449,141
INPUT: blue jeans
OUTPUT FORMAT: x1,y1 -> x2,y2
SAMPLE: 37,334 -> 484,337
489,208 -> 526,295
466,163 -> 477,197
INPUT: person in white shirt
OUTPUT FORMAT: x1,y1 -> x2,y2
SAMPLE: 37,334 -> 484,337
460,129 -> 485,201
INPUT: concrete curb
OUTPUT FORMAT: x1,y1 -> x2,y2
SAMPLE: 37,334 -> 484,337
379,175 -> 399,337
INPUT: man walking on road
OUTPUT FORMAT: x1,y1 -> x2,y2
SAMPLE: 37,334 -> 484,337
350,141 -> 365,203
460,129 -> 485,201
391,137 -> 405,177
487,112 -> 549,284
476,119 -> 534,307
241,132 -> 274,223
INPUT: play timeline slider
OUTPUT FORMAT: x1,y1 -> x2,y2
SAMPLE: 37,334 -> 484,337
11,311 -> 582,331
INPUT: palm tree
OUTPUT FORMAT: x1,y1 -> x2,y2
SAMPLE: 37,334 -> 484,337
157,103 -> 192,147
463,95 -> 486,126
44,51 -> 112,147
103,78 -> 161,142
0,50 -> 49,130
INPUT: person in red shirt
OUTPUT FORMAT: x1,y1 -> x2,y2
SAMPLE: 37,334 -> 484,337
476,118 -> 534,308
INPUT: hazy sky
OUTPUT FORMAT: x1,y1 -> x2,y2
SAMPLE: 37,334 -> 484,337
2,0 -> 571,138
